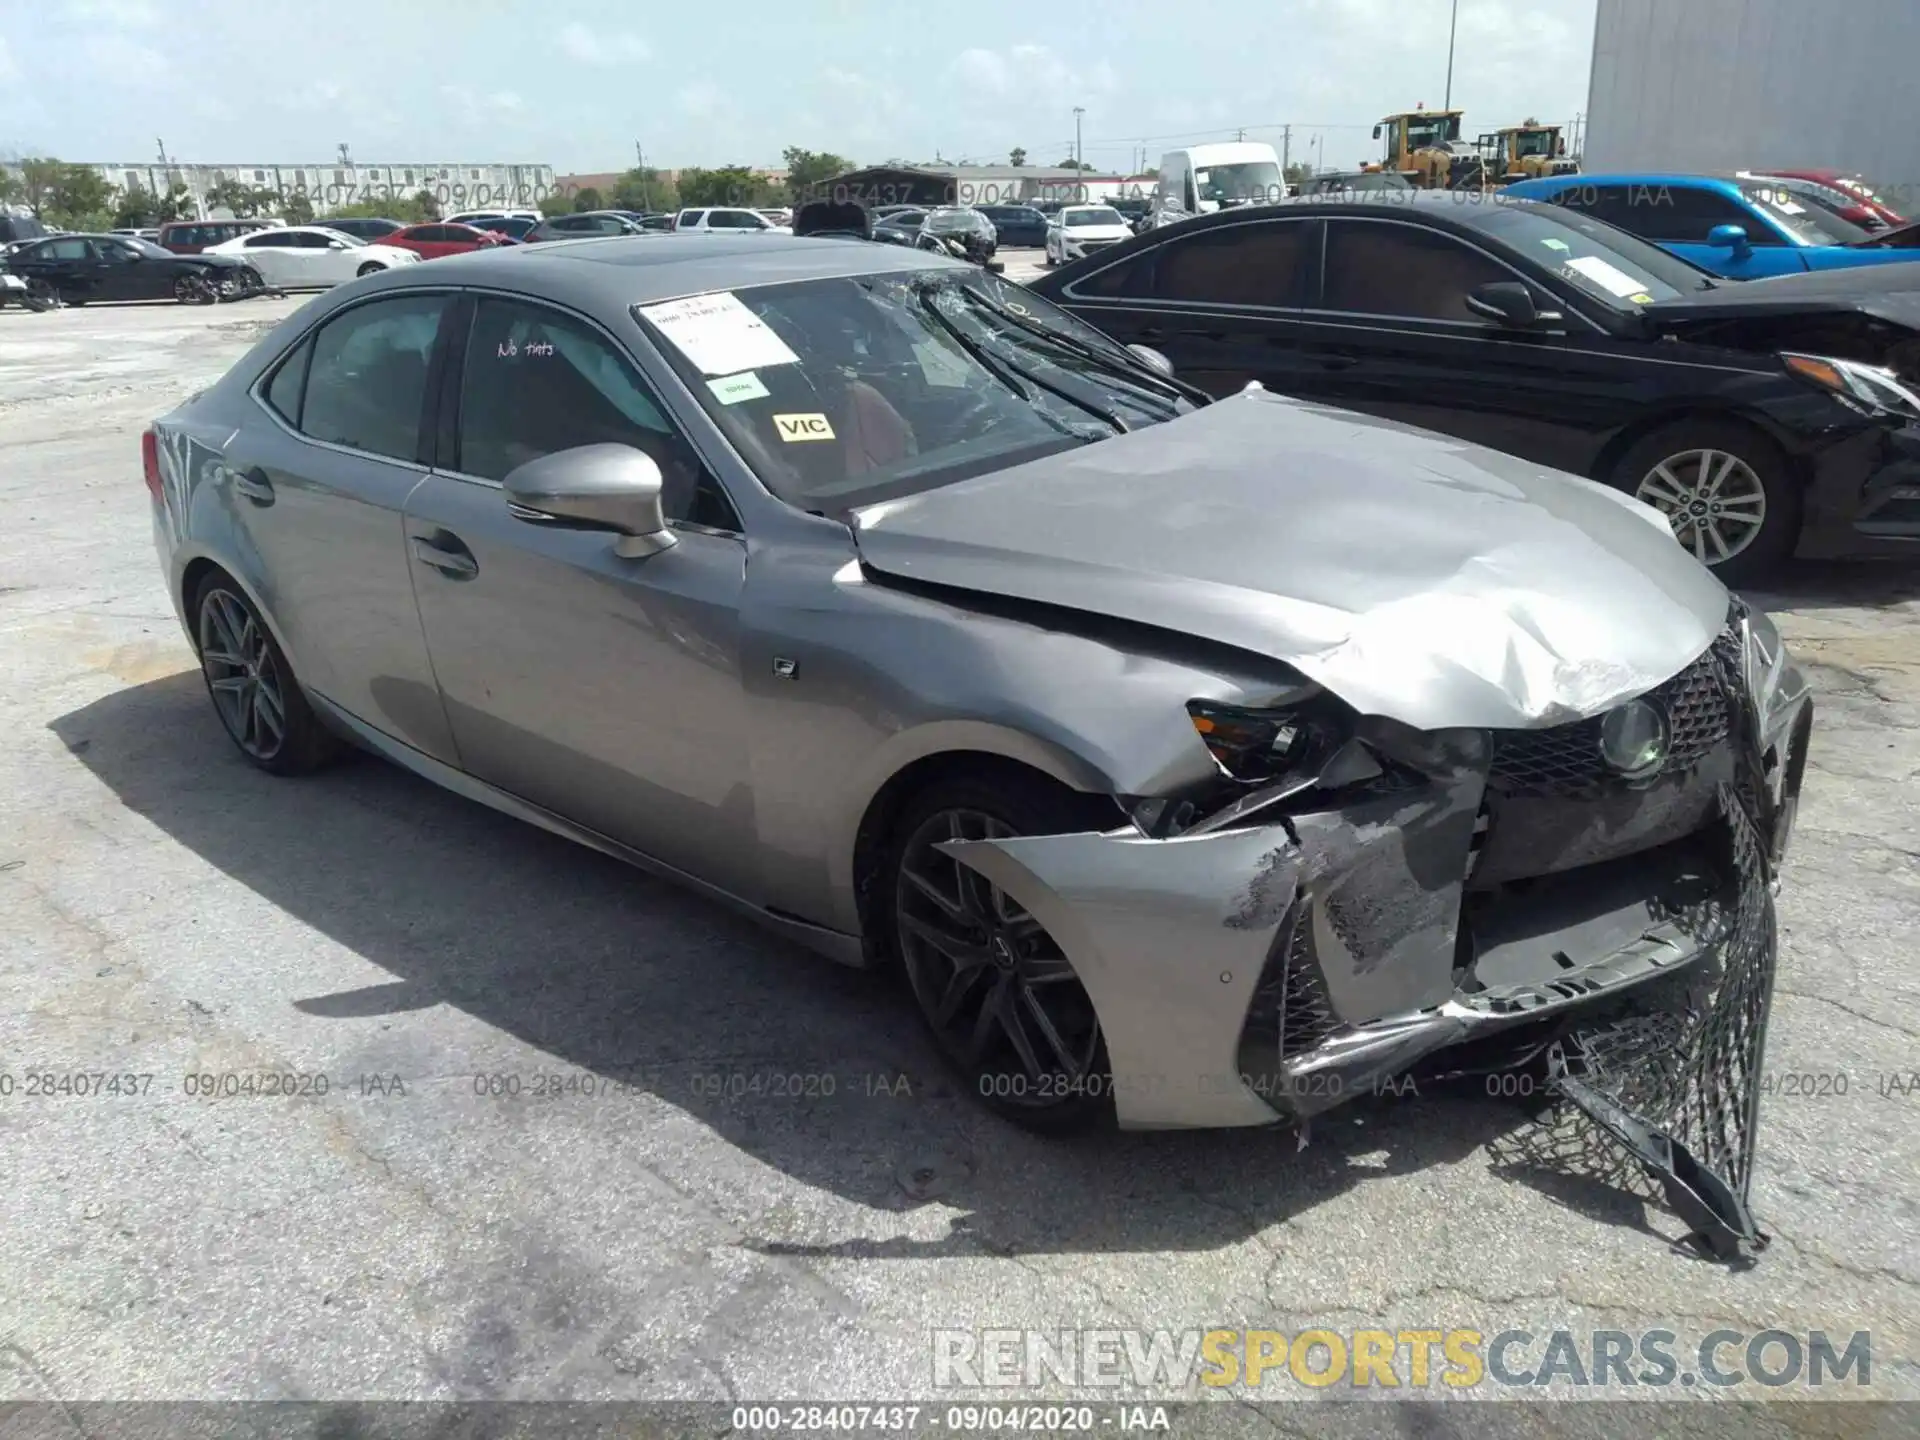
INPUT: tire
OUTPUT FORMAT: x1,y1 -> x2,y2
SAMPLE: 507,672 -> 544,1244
878,773 -> 1115,1134
172,273 -> 213,305
356,262 -> 384,278
1608,418 -> 1801,586
190,571 -> 338,775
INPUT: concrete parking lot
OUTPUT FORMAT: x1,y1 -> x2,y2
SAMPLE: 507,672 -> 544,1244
1,293 -> 1916,1424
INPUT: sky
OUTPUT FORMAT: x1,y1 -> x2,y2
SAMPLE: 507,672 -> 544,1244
0,0 -> 1600,175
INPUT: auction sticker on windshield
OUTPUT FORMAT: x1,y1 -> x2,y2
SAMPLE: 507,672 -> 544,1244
639,292 -> 801,375
1563,254 -> 1648,299
707,371 -> 770,405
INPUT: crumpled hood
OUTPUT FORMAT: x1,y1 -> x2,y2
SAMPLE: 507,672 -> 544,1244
850,391 -> 1730,731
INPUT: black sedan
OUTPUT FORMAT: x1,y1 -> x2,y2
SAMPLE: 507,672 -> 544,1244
1029,192 -> 1920,582
977,204 -> 1049,247
3,232 -> 259,306
872,208 -> 928,246
522,211 -> 646,243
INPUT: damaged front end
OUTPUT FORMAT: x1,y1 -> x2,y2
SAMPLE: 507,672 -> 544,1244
942,602 -> 1812,1262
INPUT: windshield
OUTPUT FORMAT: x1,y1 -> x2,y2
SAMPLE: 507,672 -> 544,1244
1064,208 -> 1125,227
1193,161 -> 1283,205
1512,129 -> 1557,157
1404,114 -> 1461,150
1477,198 -> 1718,303
1741,185 -> 1861,246
635,272 -> 1194,513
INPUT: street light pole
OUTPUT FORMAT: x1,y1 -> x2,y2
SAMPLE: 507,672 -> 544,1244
1073,107 -> 1085,171
1443,0 -> 1459,112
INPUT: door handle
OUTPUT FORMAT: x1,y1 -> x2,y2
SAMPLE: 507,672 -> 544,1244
232,468 -> 275,504
410,534 -> 478,578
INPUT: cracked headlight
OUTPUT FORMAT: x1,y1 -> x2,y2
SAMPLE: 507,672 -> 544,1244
1187,699 -> 1348,782
1783,352 -> 1920,422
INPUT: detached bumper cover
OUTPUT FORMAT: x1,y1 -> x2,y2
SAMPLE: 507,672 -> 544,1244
945,613 -> 1811,1257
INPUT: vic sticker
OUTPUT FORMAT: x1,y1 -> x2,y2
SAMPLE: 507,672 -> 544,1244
773,413 -> 835,442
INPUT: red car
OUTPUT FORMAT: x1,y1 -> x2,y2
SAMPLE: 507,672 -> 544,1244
382,222 -> 508,260
1760,170 -> 1907,230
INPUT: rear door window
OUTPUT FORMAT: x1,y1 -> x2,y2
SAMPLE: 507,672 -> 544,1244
1152,219 -> 1311,306
298,294 -> 451,462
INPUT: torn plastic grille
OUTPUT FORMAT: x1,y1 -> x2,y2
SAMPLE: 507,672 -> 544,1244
1235,898 -> 1343,1096
1486,627 -> 1742,799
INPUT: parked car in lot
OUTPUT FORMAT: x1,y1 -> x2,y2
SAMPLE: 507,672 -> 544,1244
0,214 -> 49,246
448,209 -> 541,226
1298,170 -> 1415,197
158,218 -> 283,254
523,211 -> 646,243
872,208 -> 928,246
321,217 -> 406,242
1506,173 -> 1920,279
6,232 -> 260,305
142,235 -> 1806,1255
921,206 -> 997,264
1030,192 -> 1920,581
1739,172 -> 1893,233
1759,170 -> 1906,229
976,204 -> 1049,247
204,225 -> 421,288
1045,204 -> 1135,266
381,222 -> 510,259
473,216 -> 538,243
673,206 -> 791,234
616,211 -> 675,231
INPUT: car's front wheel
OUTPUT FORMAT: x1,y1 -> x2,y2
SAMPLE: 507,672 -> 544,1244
1609,419 -> 1801,585
192,572 -> 338,775
883,775 -> 1114,1133
356,262 -> 385,278
172,273 -> 215,305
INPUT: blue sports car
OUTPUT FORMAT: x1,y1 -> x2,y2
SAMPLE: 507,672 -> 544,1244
1507,173 -> 1920,280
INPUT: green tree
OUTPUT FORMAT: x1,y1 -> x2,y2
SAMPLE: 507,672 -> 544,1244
1054,157 -> 1094,171
0,168 -> 21,208
611,166 -> 676,213
413,189 -> 441,220
281,189 -> 316,225
203,177 -> 281,219
538,189 -> 574,218
677,165 -> 775,207
324,192 -> 435,224
18,158 -> 68,218
45,164 -> 117,229
573,186 -> 605,212
780,147 -> 853,199
1009,147 -> 1027,167
1284,161 -> 1314,188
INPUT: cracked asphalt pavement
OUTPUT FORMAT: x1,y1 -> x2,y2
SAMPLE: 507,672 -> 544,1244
0,293 -> 1914,1430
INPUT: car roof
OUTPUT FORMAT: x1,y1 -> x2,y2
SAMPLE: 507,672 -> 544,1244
349,233 -> 963,306
1510,173 -> 1748,196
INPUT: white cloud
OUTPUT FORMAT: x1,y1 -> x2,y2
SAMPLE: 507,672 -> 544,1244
78,33 -> 166,84
556,21 -> 651,67
676,81 -> 725,120
948,45 -> 1117,100
65,0 -> 160,25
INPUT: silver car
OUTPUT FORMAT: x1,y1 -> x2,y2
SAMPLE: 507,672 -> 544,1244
147,235 -> 1811,1257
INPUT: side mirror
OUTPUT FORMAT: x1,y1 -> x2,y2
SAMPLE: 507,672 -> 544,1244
1465,280 -> 1555,327
328,239 -> 349,250
1708,223 -> 1750,251
503,444 -> 677,558
1127,344 -> 1175,377
1371,124 -> 1383,140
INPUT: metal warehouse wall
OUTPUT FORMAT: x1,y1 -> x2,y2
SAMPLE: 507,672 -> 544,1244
1585,0 -> 1920,209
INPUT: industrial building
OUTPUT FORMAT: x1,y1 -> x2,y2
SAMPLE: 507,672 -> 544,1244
41,161 -> 557,218
1584,0 -> 1918,207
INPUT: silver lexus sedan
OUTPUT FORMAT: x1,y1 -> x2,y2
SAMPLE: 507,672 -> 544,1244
147,234 -> 1812,1257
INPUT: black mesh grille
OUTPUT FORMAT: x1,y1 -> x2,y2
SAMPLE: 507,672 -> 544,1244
1277,906 -> 1340,1060
1487,628 -> 1740,799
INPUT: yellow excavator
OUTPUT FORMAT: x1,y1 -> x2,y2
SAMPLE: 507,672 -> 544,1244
1364,106 -> 1487,190
1477,120 -> 1581,185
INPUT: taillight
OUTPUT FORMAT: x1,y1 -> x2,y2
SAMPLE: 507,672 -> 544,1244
141,428 -> 162,501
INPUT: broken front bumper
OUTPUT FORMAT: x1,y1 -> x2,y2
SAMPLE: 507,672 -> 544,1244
945,613 -> 1812,1250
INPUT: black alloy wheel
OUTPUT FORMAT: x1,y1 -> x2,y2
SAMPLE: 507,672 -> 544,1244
887,779 -> 1113,1132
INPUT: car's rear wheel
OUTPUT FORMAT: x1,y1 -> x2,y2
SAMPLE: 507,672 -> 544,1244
192,573 -> 337,775
882,776 -> 1114,1133
1609,419 -> 1801,585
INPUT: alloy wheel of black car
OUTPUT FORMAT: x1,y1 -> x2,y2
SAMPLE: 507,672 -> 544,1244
888,784 -> 1113,1132
1612,419 -> 1801,585
192,574 -> 337,775
173,273 -> 216,305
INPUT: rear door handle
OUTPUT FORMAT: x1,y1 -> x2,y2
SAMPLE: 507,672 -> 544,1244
232,468 -> 275,504
410,534 -> 478,578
